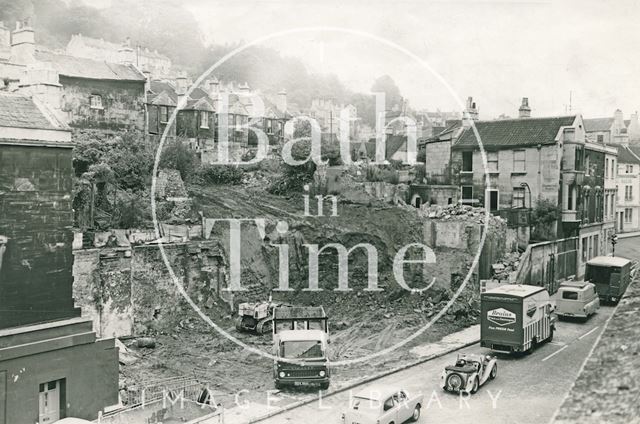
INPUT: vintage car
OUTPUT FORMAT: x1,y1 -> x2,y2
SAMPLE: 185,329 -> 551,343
441,353 -> 497,394
341,385 -> 423,424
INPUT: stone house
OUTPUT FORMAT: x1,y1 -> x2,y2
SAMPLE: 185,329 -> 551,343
584,109 -> 630,145
1,21 -> 147,131
0,92 -> 118,422
615,145 -> 640,232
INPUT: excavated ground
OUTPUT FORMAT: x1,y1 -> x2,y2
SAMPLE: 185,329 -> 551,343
119,184 -> 482,406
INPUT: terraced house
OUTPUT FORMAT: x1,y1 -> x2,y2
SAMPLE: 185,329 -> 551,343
424,98 -> 618,273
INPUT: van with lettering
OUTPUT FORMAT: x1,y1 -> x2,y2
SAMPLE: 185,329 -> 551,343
481,284 -> 556,354
556,281 -> 600,320
585,256 -> 632,304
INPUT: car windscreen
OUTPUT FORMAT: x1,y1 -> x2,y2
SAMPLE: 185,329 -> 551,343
562,290 -> 579,300
351,396 -> 381,411
281,340 -> 324,359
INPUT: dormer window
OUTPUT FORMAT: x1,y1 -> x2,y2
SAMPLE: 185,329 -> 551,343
90,94 -> 103,109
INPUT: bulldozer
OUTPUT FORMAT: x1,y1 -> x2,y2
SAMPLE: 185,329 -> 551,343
235,300 -> 277,335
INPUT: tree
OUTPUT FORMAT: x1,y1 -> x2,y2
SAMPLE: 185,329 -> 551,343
159,139 -> 198,182
371,75 -> 403,111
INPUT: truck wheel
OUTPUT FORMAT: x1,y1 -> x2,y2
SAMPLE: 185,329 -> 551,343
235,317 -> 244,332
411,404 -> 421,422
471,377 -> 479,394
320,382 -> 330,390
547,329 -> 554,343
275,381 -> 283,391
489,364 -> 497,380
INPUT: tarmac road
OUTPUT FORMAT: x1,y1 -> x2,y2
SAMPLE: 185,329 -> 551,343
259,304 -> 614,424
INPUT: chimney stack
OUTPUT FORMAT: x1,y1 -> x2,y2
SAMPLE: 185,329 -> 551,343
463,96 -> 479,127
10,18 -> 35,64
206,77 -> 219,99
118,37 -> 135,65
518,97 -> 531,118
276,89 -> 287,113
175,71 -> 188,107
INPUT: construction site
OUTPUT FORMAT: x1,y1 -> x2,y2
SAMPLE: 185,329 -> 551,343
69,171 -> 519,410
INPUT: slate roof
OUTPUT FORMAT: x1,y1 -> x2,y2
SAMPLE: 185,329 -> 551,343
629,145 -> 640,159
0,92 -> 61,130
617,145 -> 640,164
584,117 -> 614,133
35,51 -> 146,82
453,116 -> 576,149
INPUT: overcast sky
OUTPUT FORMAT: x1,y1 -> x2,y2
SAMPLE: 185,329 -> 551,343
89,0 -> 640,119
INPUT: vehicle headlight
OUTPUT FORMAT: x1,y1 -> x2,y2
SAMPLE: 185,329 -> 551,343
279,371 -> 286,378
319,370 -> 326,377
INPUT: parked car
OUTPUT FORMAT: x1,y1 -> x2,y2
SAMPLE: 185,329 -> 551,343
441,353 -> 497,394
556,281 -> 600,320
341,385 -> 423,424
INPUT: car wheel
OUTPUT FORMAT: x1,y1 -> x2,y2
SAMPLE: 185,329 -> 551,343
471,377 -> 479,394
411,404 -> 421,422
490,364 -> 497,380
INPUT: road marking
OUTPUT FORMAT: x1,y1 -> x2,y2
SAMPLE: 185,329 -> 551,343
542,345 -> 568,362
578,326 -> 600,340
549,341 -> 566,346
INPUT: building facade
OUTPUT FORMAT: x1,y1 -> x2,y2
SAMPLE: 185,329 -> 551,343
0,92 -> 118,423
616,145 -> 640,232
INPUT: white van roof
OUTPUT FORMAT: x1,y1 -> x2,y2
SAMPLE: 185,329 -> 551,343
587,256 -> 631,268
483,284 -> 546,298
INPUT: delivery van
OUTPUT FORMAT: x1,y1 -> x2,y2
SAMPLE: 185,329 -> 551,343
556,281 -> 600,320
481,284 -> 555,354
585,256 -> 632,304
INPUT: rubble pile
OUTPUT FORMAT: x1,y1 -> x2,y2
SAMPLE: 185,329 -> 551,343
420,204 -> 507,226
491,251 -> 522,281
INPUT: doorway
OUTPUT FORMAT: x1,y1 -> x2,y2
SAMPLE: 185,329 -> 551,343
38,380 -> 63,424
487,190 -> 499,211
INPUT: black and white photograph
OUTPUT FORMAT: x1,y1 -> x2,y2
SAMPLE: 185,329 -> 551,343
0,0 -> 639,423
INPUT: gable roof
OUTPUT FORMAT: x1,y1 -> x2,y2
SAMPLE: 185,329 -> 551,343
584,117 -> 614,133
454,116 -> 576,149
617,145 -> 640,165
35,51 -> 146,82
0,92 -> 63,130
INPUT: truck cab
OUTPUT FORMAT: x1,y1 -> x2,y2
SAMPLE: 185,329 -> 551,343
272,306 -> 330,390
556,281 -> 600,320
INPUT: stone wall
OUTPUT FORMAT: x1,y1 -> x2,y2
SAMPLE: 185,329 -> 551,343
61,76 -> 145,130
0,143 -> 80,329
72,241 -> 227,338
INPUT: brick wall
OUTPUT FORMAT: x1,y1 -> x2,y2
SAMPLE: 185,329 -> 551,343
0,144 -> 81,329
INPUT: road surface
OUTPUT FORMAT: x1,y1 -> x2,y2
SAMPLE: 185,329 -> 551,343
259,304 -> 613,424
